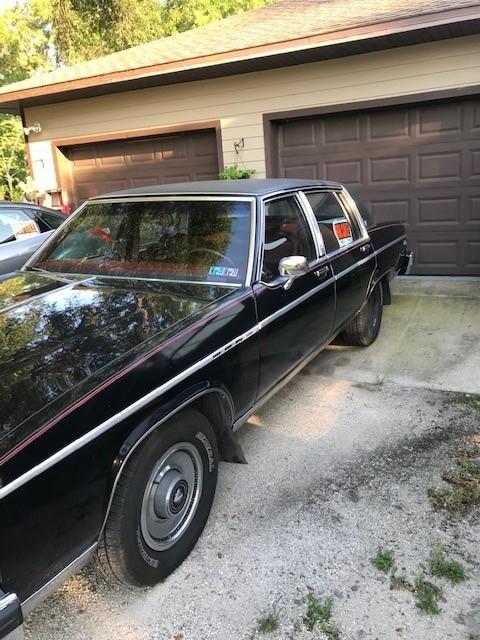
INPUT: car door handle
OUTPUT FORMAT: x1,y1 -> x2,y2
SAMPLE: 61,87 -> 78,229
314,266 -> 330,280
360,244 -> 371,254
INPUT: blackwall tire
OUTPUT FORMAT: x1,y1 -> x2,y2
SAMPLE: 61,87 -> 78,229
98,407 -> 218,586
341,282 -> 383,347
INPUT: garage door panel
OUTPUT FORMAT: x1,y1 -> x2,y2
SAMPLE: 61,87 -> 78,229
369,200 -> 410,224
369,156 -> 410,184
418,102 -> 463,136
367,109 -> 411,141
275,97 -> 480,275
65,129 -> 219,205
325,159 -> 362,184
324,116 -> 361,144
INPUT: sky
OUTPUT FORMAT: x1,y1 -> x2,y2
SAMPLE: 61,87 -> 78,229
0,0 -> 18,9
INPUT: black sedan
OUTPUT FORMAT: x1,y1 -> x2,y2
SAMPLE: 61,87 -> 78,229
0,179 -> 410,638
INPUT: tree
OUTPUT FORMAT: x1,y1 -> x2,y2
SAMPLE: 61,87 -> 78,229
160,0 -> 271,35
0,115 -> 28,200
49,0 -> 165,65
0,0 -> 52,86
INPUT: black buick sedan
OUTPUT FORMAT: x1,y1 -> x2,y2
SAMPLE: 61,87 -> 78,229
0,179 -> 410,638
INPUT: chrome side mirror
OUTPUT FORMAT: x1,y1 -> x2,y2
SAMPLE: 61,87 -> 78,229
278,255 -> 308,290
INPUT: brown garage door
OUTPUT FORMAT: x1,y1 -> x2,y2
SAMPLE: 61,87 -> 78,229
64,128 -> 220,206
274,98 -> 480,275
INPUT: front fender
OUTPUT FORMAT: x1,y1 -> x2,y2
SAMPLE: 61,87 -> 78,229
99,383 -> 243,539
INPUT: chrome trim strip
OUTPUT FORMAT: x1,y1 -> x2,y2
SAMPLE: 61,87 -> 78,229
56,272 -> 242,288
0,326 -> 259,501
92,196 -> 254,203
0,593 -> 18,612
258,275 -> 335,329
334,252 -> 375,281
21,543 -> 97,616
338,188 -> 370,241
297,191 -> 326,257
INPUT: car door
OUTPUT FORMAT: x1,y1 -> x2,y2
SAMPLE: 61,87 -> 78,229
0,207 -> 44,274
303,189 -> 375,330
253,193 -> 335,397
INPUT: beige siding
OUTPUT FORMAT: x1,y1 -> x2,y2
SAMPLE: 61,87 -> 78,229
25,35 -> 480,193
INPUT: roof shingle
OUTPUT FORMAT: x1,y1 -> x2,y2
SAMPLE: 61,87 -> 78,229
0,0 -> 478,99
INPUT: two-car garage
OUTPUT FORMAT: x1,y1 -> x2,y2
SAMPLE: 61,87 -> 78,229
57,97 -> 479,276
272,96 -> 480,276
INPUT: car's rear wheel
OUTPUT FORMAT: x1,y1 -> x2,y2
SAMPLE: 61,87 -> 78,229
341,281 -> 383,347
98,407 -> 218,586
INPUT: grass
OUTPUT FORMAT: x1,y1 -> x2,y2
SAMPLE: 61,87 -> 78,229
370,548 -> 395,574
457,394 -> 480,409
257,605 -> 281,634
429,456 -> 480,516
429,545 -> 466,584
414,575 -> 443,615
303,594 -> 340,639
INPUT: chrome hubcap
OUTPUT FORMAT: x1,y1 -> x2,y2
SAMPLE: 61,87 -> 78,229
140,442 -> 203,551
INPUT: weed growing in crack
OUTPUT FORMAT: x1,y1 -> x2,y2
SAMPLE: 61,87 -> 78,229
429,456 -> 480,515
370,548 -> 395,573
303,594 -> 340,639
429,545 -> 465,584
414,575 -> 443,615
257,604 -> 281,634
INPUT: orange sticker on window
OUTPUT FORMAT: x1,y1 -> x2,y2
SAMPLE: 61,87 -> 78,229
333,220 -> 353,247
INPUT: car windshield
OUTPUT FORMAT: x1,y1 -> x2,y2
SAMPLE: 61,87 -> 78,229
33,199 -> 253,285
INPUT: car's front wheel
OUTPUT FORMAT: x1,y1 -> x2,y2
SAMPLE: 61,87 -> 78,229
341,281 -> 383,347
98,407 -> 218,586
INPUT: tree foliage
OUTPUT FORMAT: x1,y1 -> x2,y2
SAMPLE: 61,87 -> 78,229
0,115 -> 28,200
160,0 -> 271,35
0,0 -> 272,199
49,0 -> 165,65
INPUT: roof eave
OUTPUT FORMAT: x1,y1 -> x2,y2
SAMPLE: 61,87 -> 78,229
1,4 -> 479,115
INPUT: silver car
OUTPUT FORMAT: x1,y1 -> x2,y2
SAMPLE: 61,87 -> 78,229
0,202 -> 66,275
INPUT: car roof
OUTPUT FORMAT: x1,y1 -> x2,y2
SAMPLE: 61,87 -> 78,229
92,178 -> 342,199
0,201 -> 61,214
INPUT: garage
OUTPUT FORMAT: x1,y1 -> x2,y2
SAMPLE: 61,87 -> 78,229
273,97 -> 480,276
62,128 -> 220,205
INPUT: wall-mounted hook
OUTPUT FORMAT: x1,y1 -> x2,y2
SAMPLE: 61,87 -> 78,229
234,138 -> 245,154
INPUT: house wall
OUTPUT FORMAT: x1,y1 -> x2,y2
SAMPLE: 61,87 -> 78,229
24,35 -> 480,195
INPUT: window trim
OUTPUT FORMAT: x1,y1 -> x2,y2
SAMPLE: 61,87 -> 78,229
24,195 -> 257,288
300,188 -> 370,257
257,191 -> 321,286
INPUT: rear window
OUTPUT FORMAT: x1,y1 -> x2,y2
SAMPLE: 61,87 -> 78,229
34,199 -> 253,285
305,192 -> 357,253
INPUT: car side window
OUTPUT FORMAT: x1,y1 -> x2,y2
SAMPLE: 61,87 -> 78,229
305,191 -> 358,254
37,210 -> 64,232
262,195 -> 316,281
0,208 -> 40,244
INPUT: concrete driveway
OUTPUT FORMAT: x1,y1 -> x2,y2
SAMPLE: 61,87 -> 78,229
25,278 -> 480,640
